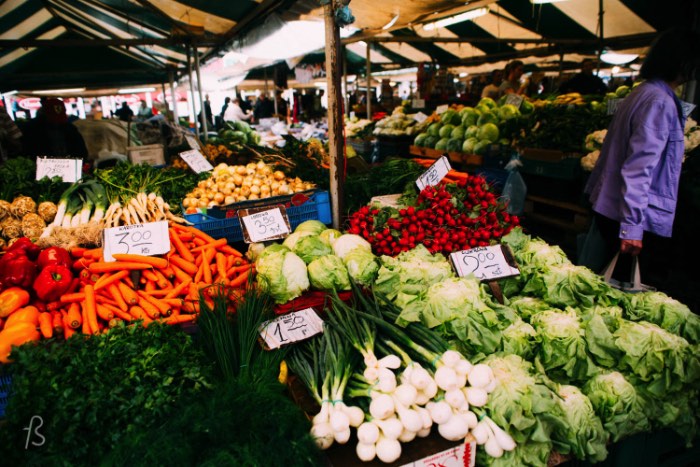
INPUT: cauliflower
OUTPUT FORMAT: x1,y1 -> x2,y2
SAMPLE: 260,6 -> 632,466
581,150 -> 600,171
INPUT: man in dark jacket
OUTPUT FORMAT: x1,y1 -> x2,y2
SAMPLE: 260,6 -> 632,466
21,98 -> 88,160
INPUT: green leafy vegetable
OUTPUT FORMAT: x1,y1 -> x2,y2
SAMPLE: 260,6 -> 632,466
551,385 -> 608,462
307,255 -> 351,291
292,234 -> 333,264
626,291 -> 700,344
256,249 -> 310,303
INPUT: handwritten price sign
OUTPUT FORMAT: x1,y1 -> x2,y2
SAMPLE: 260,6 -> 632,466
259,308 -> 324,350
416,155 -> 451,191
504,93 -> 524,109
401,441 -> 476,467
35,158 -> 82,183
239,206 -> 291,243
102,221 -> 170,262
450,244 -> 520,281
179,149 -> 214,174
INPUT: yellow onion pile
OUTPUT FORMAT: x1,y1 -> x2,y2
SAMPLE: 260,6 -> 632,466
183,161 -> 316,210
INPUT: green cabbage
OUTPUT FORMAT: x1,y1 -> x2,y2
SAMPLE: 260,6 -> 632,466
343,248 -> 379,286
375,245 -> 454,302
580,305 -> 624,368
482,354 -> 565,445
319,228 -> 342,246
257,243 -> 290,261
582,371 -> 650,442
332,234 -> 371,260
508,296 -> 555,321
255,250 -> 310,304
530,309 -> 598,382
522,263 -> 613,309
293,220 -> 327,235
501,318 -> 537,359
613,320 -> 700,394
307,255 -> 351,292
291,235 -> 332,264
282,231 -> 315,250
551,385 -> 608,462
627,291 -> 700,343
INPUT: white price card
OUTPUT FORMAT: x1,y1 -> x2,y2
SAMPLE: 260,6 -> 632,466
35,158 -> 82,183
401,441 -> 476,467
504,93 -> 524,109
436,104 -> 449,114
185,134 -> 200,150
606,98 -> 623,115
416,155 -> 451,191
179,149 -> 214,173
413,112 -> 428,123
240,207 -> 291,243
102,221 -> 170,262
450,244 -> 520,281
412,99 -> 425,109
259,308 -> 324,350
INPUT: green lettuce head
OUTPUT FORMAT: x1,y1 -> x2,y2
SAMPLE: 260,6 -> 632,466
343,248 -> 379,286
319,228 -> 342,246
551,385 -> 609,462
501,318 -> 537,360
627,291 -> 700,344
582,371 -> 650,442
307,255 -> 351,291
255,249 -> 310,304
292,235 -> 332,264
294,220 -> 327,235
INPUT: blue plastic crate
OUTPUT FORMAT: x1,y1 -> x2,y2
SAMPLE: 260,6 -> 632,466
0,373 -> 11,418
185,190 -> 332,244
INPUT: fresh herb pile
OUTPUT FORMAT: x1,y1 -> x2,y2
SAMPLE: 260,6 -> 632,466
93,162 -> 207,213
516,106 -> 611,153
0,157 -> 69,203
0,323 -> 213,465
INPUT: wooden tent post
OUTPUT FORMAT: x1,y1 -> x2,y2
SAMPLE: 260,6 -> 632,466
185,46 -> 200,140
343,47 -> 349,116
323,1 -> 345,230
366,42 -> 372,120
168,70 -> 179,122
193,44 -> 208,141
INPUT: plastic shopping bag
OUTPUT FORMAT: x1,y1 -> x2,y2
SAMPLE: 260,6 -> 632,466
601,252 -> 655,293
501,158 -> 527,215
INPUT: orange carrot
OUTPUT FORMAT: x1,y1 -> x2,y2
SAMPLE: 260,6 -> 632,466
220,245 -> 243,257
73,257 -> 93,270
38,312 -> 53,338
117,282 -> 139,305
81,303 -> 91,335
138,291 -> 171,316
190,238 -> 227,253
163,314 -> 197,325
129,306 -> 153,324
63,318 -> 77,339
161,298 -> 184,309
95,294 -> 119,308
142,270 -> 160,283
61,292 -> 86,304
89,262 -> 152,273
107,283 -> 128,312
51,311 -> 63,334
84,284 -> 99,335
69,247 -> 88,258
144,289 -> 172,297
137,296 -> 161,319
169,228 -> 195,262
102,303 -> 132,322
67,303 -> 82,329
215,253 -> 227,281
228,269 -> 252,288
152,269 -> 171,289
194,263 -> 204,283
84,247 -> 104,260
145,280 -> 156,293
227,263 -> 254,279
96,303 -> 115,321
171,264 -> 192,284
161,266 -> 175,281
170,255 -> 198,275
201,254 -> 212,284
186,226 -> 217,243
94,270 -> 130,291
111,254 -> 168,269
163,279 -> 191,299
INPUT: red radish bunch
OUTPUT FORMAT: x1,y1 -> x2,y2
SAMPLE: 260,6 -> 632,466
346,176 -> 519,257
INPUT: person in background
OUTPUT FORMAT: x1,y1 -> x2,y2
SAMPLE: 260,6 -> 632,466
253,94 -> 274,121
88,99 -> 103,120
481,69 -> 504,100
136,100 -> 153,121
114,102 -> 134,122
218,97 -> 231,129
560,59 -> 608,95
583,29 -> 700,280
0,104 -> 22,161
199,94 -> 213,131
275,90 -> 288,118
239,94 -> 252,114
498,60 -> 526,97
224,98 -> 253,123
21,98 -> 88,160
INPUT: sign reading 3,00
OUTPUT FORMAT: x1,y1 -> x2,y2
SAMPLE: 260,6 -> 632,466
102,221 -> 170,262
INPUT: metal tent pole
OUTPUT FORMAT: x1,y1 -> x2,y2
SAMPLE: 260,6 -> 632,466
366,42 -> 372,119
323,1 -> 345,230
168,70 -> 179,122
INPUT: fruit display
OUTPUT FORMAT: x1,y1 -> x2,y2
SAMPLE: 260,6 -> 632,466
373,107 -> 419,137
413,97 -> 525,155
182,161 -> 317,210
210,120 -> 262,147
345,116 -> 375,140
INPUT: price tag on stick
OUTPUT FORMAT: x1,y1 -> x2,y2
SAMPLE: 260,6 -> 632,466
179,149 -> 214,173
36,157 -> 82,183
102,221 -> 170,262
402,440 -> 476,467
413,112 -> 428,123
436,104 -> 449,114
449,244 -> 520,281
259,308 -> 324,350
239,206 -> 291,243
504,93 -> 524,109
416,155 -> 451,191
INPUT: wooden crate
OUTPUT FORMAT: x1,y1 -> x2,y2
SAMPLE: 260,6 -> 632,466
409,145 -> 483,166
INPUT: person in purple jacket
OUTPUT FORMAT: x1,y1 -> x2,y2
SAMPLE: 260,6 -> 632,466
585,29 -> 700,275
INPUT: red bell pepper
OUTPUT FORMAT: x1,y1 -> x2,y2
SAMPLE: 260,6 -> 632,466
5,237 -> 41,260
0,250 -> 38,289
37,246 -> 72,270
33,265 -> 74,302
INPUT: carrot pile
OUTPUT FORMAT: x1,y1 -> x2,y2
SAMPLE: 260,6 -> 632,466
412,158 -> 470,184
41,225 -> 252,339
